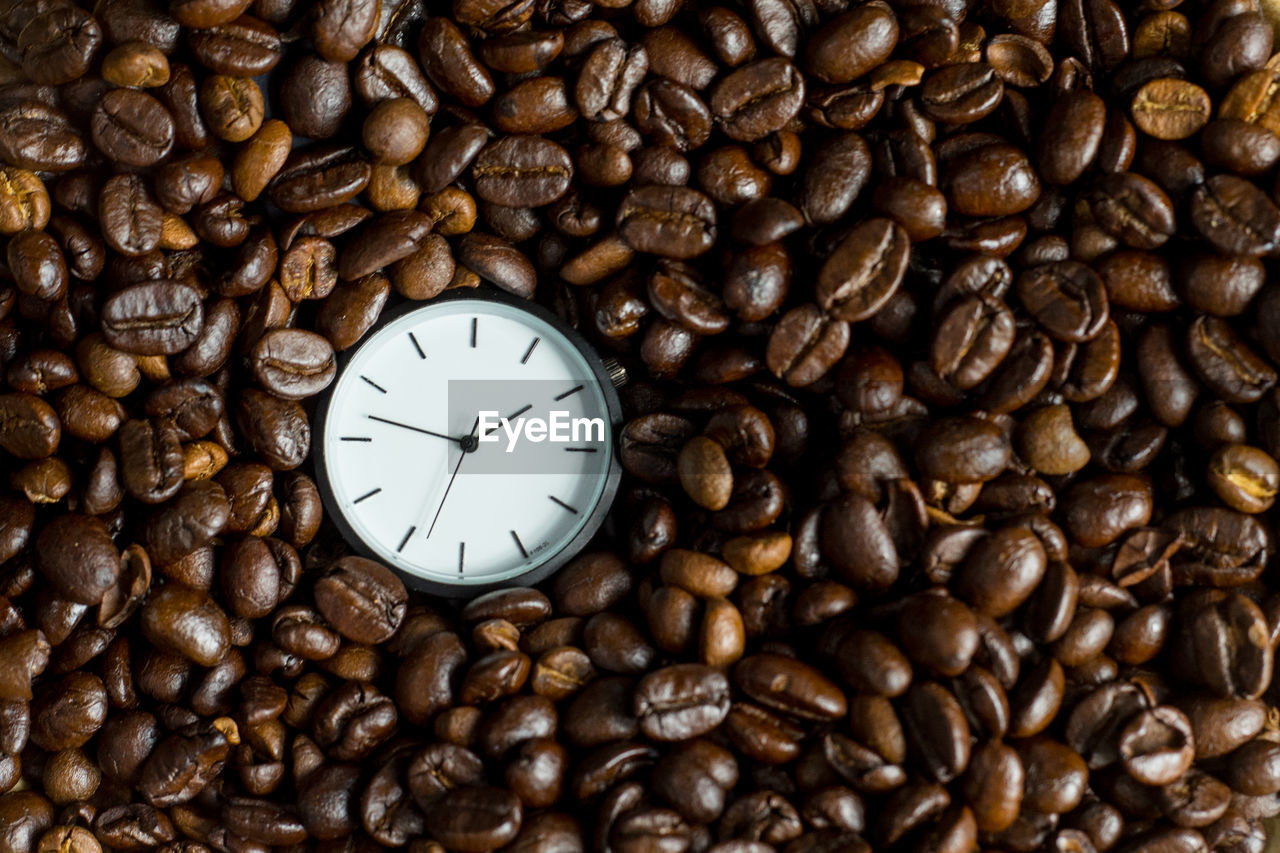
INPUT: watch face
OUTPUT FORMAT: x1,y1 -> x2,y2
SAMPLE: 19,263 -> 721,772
316,296 -> 619,591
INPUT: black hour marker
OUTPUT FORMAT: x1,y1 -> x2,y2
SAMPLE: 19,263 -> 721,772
340,436 -> 372,442
521,337 -> 540,364
409,332 -> 425,359
564,446 -> 598,453
353,487 -> 382,504
511,530 -> 528,559
554,384 -> 584,401
470,317 -> 477,348
361,376 -> 387,394
459,542 -> 466,573
549,495 -> 579,515
397,526 -> 416,553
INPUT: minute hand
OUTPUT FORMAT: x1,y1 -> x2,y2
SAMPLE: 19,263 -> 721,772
368,414 -> 465,444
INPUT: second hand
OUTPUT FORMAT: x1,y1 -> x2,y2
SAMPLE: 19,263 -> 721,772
426,415 -> 480,539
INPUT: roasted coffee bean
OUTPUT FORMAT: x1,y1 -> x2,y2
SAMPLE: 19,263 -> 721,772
139,584 -> 231,667
1190,174 -> 1280,256
355,44 -> 438,112
1087,171 -> 1176,250
1130,78 -> 1211,140
709,58 -> 806,141
617,186 -> 717,258
236,389 -> 310,469
0,101 -> 87,173
816,218 -> 909,323
767,304 -> 850,387
119,417 -> 185,504
314,556 -> 408,644
249,329 -> 336,400
735,653 -> 847,719
35,514 -> 119,606
91,89 -> 174,168
941,142 -> 1041,217
101,282 -> 203,357
99,174 -> 163,258
805,3 -> 897,83
0,392 -> 61,459
200,74 -> 265,142
471,136 -> 573,208
18,6 -> 102,85
1119,706 -> 1195,786
635,664 -> 731,741
921,63 -> 1004,124
1186,316 -> 1276,403
418,17 -> 494,107
1182,592 -> 1273,699
270,146 -> 372,214
187,17 -> 282,76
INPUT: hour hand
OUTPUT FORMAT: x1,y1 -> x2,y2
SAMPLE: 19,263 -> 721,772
475,404 -> 533,445
368,414 -> 463,444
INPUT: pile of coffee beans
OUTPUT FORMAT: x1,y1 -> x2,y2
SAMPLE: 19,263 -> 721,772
7,0 -> 1280,850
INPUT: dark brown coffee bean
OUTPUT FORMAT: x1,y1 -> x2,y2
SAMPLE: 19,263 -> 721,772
1186,316 -> 1276,403
140,584 -> 231,667
1015,261 -> 1110,343
91,88 -> 174,167
635,664 -> 731,741
954,524 -> 1047,617
734,653 -> 847,720
931,294 -> 1015,390
634,79 -> 714,151
617,186 -> 717,258
0,101 -> 87,173
236,389 -> 311,470
418,17 -> 494,107
801,2 -> 896,82
314,556 -> 407,645
767,304 -> 850,387
270,146 -> 372,214
249,329 -> 336,400
119,417 -> 184,504
471,136 -> 573,208
577,38 -> 648,122
0,392 -> 60,459
36,514 -> 119,606
1190,174 -> 1280,256
200,74 -> 264,142
1120,706 -> 1195,786
355,44 -> 439,114
816,218 -> 909,323
18,6 -> 102,85
921,63 -> 1004,124
457,232 -> 536,298
709,58 -> 806,141
99,174 -> 163,258
101,282 -> 203,356
962,740 -> 1022,833
797,133 -> 871,225
915,416 -> 1012,485
187,16 -> 282,76
942,143 -> 1041,217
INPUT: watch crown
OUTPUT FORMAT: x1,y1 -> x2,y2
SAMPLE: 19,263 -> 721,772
602,357 -> 628,388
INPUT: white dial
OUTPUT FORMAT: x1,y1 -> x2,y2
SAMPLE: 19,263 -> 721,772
317,295 -> 618,591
